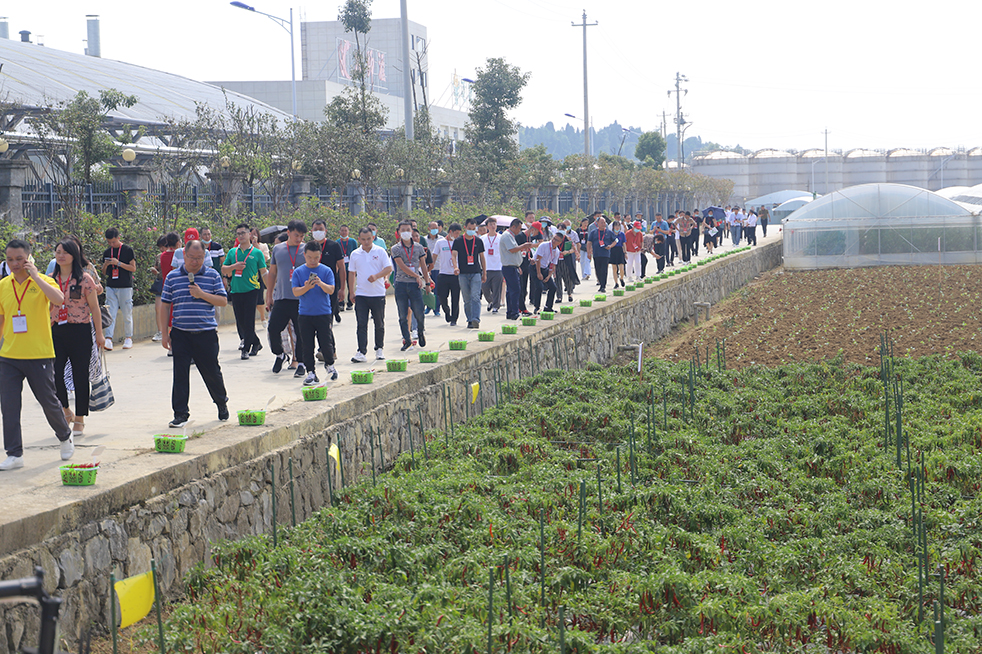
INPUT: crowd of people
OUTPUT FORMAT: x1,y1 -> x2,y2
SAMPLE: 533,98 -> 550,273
0,205 -> 771,468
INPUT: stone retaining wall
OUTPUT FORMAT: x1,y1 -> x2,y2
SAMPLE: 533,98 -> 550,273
0,242 -> 781,653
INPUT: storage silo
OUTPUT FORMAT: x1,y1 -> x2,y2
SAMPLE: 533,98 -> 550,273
964,148 -> 982,186
886,149 -> 929,188
691,151 -> 749,204
928,148 -> 967,190
748,149 -> 797,198
797,149 -> 842,195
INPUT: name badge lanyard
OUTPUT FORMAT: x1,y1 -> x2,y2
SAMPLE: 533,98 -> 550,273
598,229 -> 607,250
486,233 -> 497,257
111,246 -> 120,279
56,273 -> 72,324
11,279 -> 31,333
287,244 -> 300,269
464,236 -> 476,266
235,246 -> 253,277
340,238 -> 350,263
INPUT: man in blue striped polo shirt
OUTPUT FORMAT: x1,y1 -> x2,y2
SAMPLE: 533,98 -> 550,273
159,240 -> 229,428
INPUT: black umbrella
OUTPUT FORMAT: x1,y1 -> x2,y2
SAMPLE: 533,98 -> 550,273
703,207 -> 725,222
259,225 -> 288,244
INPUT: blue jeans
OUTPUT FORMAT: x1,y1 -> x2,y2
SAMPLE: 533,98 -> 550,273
394,281 -> 425,344
459,273 -> 482,324
731,225 -> 742,246
502,266 -> 521,319
104,286 -> 133,339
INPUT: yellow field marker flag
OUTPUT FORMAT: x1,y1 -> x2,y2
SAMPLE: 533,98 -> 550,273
114,571 -> 154,629
471,382 -> 479,404
328,442 -> 341,477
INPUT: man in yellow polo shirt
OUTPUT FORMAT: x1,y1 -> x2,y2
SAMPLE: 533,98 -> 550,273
0,239 -> 75,470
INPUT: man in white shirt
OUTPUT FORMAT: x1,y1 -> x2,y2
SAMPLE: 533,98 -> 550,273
426,221 -> 442,318
480,217 -> 504,313
348,227 -> 393,362
530,232 -> 564,313
436,224 -> 461,326
744,210 -> 758,246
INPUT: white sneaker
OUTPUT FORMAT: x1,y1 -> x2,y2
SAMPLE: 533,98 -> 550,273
411,329 -> 418,340
351,351 -> 368,363
151,331 -> 162,342
375,348 -> 385,360
262,319 -> 269,330
0,455 -> 24,471
60,434 -> 75,461
104,338 -> 113,351
123,337 -> 133,349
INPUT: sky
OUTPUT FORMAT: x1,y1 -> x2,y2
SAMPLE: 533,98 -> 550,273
8,0 -> 982,154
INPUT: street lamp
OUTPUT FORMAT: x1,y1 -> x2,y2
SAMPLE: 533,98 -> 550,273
809,157 -> 826,197
230,1 -> 297,118
121,148 -> 136,164
617,127 -> 637,158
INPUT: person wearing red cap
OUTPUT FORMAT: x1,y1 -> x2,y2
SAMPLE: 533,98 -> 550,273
625,221 -> 644,283
172,227 -> 215,271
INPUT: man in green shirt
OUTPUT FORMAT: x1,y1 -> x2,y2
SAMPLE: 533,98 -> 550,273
221,223 -> 268,360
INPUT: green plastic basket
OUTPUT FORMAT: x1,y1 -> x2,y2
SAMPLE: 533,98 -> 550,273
625,285 -> 635,292
478,331 -> 496,341
580,299 -> 593,307
386,359 -> 408,372
60,464 -> 99,486
613,289 -> 625,296
502,324 -> 518,334
302,385 -> 328,401
351,370 -> 375,384
522,317 -> 537,326
636,281 -> 645,287
238,410 -> 266,426
540,311 -> 555,320
419,351 -> 439,363
595,294 -> 607,302
560,306 -> 574,314
449,340 -> 468,350
154,434 -> 188,453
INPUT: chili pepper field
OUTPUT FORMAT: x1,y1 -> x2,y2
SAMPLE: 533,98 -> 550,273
140,351 -> 982,653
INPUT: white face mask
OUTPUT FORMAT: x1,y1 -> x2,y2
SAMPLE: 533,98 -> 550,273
400,231 -> 412,241
312,230 -> 326,241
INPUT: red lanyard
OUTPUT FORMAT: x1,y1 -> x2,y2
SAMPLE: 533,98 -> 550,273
12,279 -> 31,314
541,243 -> 553,266
487,233 -> 497,251
463,236 -> 475,259
237,246 -> 254,263
598,230 -> 606,246
339,239 -> 349,256
287,244 -> 299,268
56,273 -> 72,298
406,242 -> 416,266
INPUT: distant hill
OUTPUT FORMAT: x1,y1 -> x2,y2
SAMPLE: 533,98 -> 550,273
518,121 -> 716,164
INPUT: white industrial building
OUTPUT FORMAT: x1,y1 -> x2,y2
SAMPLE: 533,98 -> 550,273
693,147 -> 982,205
212,18 -> 470,140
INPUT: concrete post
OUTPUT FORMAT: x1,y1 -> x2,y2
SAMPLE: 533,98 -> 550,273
206,171 -> 246,216
528,187 -> 539,213
394,181 -> 413,215
543,184 -> 560,212
436,182 -> 452,208
109,165 -> 152,211
0,160 -> 31,225
290,174 -> 315,206
347,182 -> 365,215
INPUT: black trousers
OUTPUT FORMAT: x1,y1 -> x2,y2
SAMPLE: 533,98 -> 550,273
760,218 -> 768,237
299,314 -> 335,371
354,295 -> 386,354
691,229 -> 700,255
519,260 -> 531,311
594,256 -> 610,290
53,322 -> 92,417
502,265 -> 521,319
170,328 -> 227,422
680,234 -> 692,262
667,239 -> 677,264
746,226 -> 758,245
268,298 -> 302,361
437,274 -> 460,324
640,252 -> 648,278
655,243 -> 667,272
0,357 -> 70,457
556,255 -> 576,298
230,289 -> 261,350
530,270 -> 557,311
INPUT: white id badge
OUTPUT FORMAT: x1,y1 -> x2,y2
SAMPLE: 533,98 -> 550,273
12,314 -> 27,333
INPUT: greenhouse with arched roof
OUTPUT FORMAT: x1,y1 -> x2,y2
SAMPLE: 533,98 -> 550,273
783,183 -> 980,269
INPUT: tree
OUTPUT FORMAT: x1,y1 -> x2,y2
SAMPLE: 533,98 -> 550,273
33,89 -> 139,185
466,57 -> 530,190
339,0 -> 374,134
635,131 -> 666,169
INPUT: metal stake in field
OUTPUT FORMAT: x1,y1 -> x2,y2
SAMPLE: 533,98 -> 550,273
271,461 -> 278,547
288,456 -> 297,527
577,481 -> 586,548
109,573 -> 119,654
559,605 -> 566,654
487,566 -> 494,654
406,409 -> 416,469
325,446 -> 335,506
151,559 -> 165,654
503,555 -> 513,624
539,509 -> 546,627
418,406 -> 429,460
369,425 -> 377,487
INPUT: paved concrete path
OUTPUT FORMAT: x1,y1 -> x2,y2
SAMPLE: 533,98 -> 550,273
2,228 -> 783,537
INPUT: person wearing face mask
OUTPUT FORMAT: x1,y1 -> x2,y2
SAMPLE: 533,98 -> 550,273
452,217 -> 487,329
310,220 -> 345,325
200,227 -> 225,272
436,224 -> 461,325
425,221 -> 442,318
520,220 -> 544,316
367,222 -> 387,249
480,217 -> 503,313
390,221 -> 430,350
554,221 -> 578,303
625,221 -> 644,283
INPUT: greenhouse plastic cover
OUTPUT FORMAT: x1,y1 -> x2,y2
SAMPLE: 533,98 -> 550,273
783,183 -> 982,269
0,37 -> 292,127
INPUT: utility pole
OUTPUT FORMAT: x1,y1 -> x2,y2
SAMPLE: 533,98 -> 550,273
400,0 -> 414,140
824,129 -> 829,194
572,10 -> 597,159
668,72 -> 688,167
661,111 -> 668,139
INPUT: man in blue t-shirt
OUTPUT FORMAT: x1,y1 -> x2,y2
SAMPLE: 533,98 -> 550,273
159,240 -> 229,428
291,241 -> 337,385
586,216 -> 616,293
